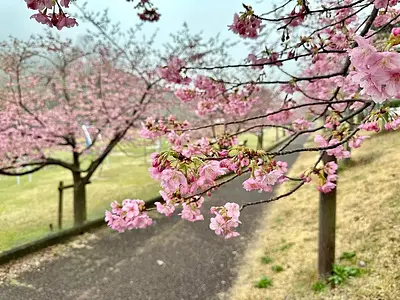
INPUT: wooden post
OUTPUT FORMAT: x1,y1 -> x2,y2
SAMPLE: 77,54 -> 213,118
58,181 -> 64,230
256,129 -> 264,150
344,112 -> 354,166
318,153 -> 337,280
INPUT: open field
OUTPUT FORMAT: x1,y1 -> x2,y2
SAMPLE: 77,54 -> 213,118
0,128 -> 282,252
0,142 -> 165,252
226,130 -> 400,299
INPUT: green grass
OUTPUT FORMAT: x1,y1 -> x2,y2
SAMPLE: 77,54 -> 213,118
237,128 -> 285,149
0,141 -> 165,252
254,276 -> 273,289
261,256 -> 273,264
271,265 -> 284,273
311,281 -> 327,293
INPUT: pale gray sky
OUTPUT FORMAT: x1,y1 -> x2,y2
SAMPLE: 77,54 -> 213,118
3,1 -> 277,61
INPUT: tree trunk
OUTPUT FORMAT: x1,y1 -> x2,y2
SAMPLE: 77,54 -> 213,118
256,129 -> 264,150
73,172 -> 87,227
318,153 -> 337,280
275,127 -> 279,141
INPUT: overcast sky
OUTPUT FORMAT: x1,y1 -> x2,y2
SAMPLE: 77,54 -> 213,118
3,1 -> 278,60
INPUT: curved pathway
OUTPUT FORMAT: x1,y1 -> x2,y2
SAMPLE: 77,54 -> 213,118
0,135 -> 307,300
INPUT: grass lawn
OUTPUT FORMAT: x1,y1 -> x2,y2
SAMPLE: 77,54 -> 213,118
0,128 -> 283,253
226,130 -> 400,299
0,141 -> 165,253
237,127 -> 286,149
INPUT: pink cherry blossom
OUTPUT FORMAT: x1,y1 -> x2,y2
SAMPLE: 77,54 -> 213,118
180,198 -> 204,222
30,12 -> 53,27
228,13 -> 264,39
175,88 -> 197,102
155,202 -> 175,217
292,118 -> 312,131
385,117 -> 400,130
349,101 -> 365,110
373,14 -> 391,27
349,135 -> 370,148
247,54 -> 268,70
243,177 -> 270,192
317,181 -> 336,194
348,36 -> 400,102
243,164 -> 285,192
358,122 -> 380,132
374,0 -> 399,8
210,202 -> 241,238
285,9 -> 306,27
314,135 -> 329,147
224,205 -> 240,222
392,27 -> 400,37
326,139 -> 351,159
160,169 -> 188,194
157,57 -> 191,84
105,212 -> 127,233
105,199 -> 152,232
52,14 -> 78,30
300,174 -> 312,183
25,0 -> 52,10
276,161 -> 288,173
60,0 -> 70,7
324,161 -> 338,175
240,157 -> 250,167
110,201 -> 123,215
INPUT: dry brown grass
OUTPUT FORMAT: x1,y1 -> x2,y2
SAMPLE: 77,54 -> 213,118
226,131 -> 400,300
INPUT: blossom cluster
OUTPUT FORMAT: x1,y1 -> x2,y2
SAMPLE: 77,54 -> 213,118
348,36 -> 400,103
105,199 -> 152,233
157,57 -> 190,85
25,0 -> 78,30
317,161 -> 338,194
140,115 -> 190,140
134,0 -> 161,22
242,160 -> 288,193
228,10 -> 264,39
210,203 -> 241,238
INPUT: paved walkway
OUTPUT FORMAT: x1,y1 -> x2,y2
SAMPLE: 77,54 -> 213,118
0,135 -> 307,300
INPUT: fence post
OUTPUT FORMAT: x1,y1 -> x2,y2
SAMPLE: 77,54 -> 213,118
58,181 -> 64,230
344,110 -> 354,166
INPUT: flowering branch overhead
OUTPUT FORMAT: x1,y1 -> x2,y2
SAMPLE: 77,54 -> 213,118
16,0 -> 400,238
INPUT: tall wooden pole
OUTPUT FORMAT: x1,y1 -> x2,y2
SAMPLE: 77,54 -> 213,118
58,181 -> 64,230
318,152 -> 337,280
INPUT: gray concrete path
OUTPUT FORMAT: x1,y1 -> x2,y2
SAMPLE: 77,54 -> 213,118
0,135 -> 307,300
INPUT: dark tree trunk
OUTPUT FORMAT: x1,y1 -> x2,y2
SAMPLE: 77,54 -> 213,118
72,172 -> 87,227
318,153 -> 337,280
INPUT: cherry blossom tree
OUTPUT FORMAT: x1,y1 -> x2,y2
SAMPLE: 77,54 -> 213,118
0,11 -> 230,226
0,34 -> 158,226
19,0 -> 400,280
